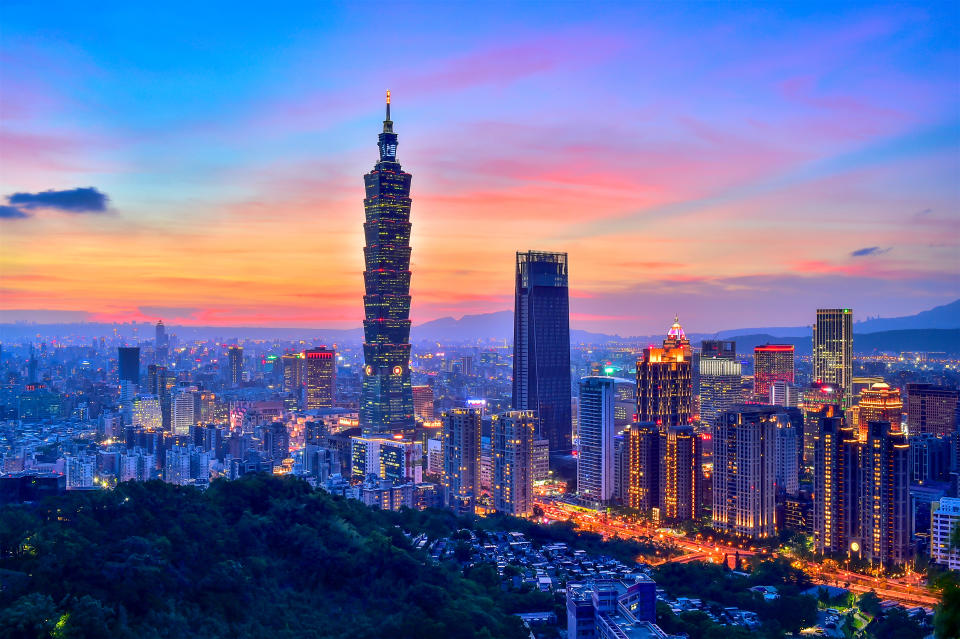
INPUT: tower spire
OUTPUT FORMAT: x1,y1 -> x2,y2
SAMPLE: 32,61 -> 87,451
383,89 -> 393,133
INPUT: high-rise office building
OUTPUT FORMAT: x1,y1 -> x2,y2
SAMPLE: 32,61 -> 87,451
360,92 -> 414,436
713,406 -> 779,538
813,416 -> 858,554
800,383 -> 841,469
659,424 -> 701,521
412,385 -> 434,420
813,309 -> 853,408
118,347 -> 140,424
577,377 -> 616,504
856,382 -> 902,441
172,390 -> 196,436
637,318 -> 692,428
304,347 -> 336,409
228,346 -> 243,387
774,412 -> 800,496
441,408 -> 482,512
859,420 -> 910,567
907,384 -> 958,437
754,344 -> 794,404
492,410 -> 537,516
351,436 -> 422,484
698,357 -> 741,427
281,352 -> 303,394
512,251 -> 572,456
627,422 -> 660,511
701,340 -> 735,360
155,320 -> 168,364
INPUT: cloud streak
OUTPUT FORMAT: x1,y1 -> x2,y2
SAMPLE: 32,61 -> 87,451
8,187 -> 109,213
850,246 -> 892,257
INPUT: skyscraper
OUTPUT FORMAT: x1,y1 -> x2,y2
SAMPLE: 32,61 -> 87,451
813,309 -> 853,408
856,382 -> 902,441
713,406 -> 780,538
281,352 -> 304,394
155,320 -> 168,364
172,390 -> 196,436
441,408 -> 482,512
906,384 -> 958,437
412,385 -> 434,420
118,347 -> 140,424
493,410 -> 537,516
698,357 -> 741,427
813,416 -> 858,554
577,377 -> 616,504
859,420 -> 911,567
637,317 -> 692,427
360,92 -> 414,436
659,424 -> 701,521
800,382 -> 841,469
627,421 -> 660,511
512,251 -> 572,456
304,347 -> 336,409
228,346 -> 243,387
753,344 -> 794,404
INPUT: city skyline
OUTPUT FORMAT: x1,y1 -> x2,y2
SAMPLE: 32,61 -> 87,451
1,3 -> 958,336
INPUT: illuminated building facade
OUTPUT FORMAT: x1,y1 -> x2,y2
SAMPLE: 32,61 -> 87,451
627,422 -> 660,510
577,377 -> 616,504
770,380 -> 797,408
281,352 -> 303,394
931,498 -> 960,571
800,383 -> 841,469
132,395 -> 162,430
698,357 -> 741,427
350,435 -> 423,484
813,416 -> 858,554
859,420 -> 911,567
118,346 -> 140,424
907,383 -> 958,437
637,317 -> 692,428
659,424 -> 700,521
512,251 -> 572,456
360,92 -> 414,436
712,406 -> 779,538
493,410 -> 536,516
753,344 -> 794,403
304,347 -> 336,409
441,408 -> 481,512
228,346 -> 243,387
412,385 -> 434,420
172,390 -> 195,436
813,308 -> 853,408
856,382 -> 902,441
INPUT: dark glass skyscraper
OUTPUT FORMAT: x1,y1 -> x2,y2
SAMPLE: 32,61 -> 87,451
360,92 -> 414,435
512,251 -> 572,455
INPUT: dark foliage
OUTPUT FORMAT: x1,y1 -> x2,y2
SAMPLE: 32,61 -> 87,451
0,475 -> 527,639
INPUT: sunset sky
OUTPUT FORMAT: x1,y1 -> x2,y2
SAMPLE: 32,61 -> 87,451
1,2 -> 958,335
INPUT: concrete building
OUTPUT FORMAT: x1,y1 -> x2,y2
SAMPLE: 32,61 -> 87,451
442,408 -> 481,512
931,497 -> 960,571
659,425 -> 701,521
907,384 -> 958,437
628,422 -> 660,511
493,410 -> 536,516
812,309 -> 853,408
859,421 -> 911,567
813,416 -> 858,554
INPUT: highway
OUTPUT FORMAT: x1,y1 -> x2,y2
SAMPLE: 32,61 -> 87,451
533,498 -> 939,609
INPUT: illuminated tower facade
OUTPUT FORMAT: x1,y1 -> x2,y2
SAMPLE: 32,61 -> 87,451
754,344 -> 794,403
577,376 -> 616,504
659,424 -> 701,521
859,420 -> 911,567
512,251 -> 572,456
813,416 -> 858,554
856,382 -> 902,441
281,352 -> 304,394
360,92 -> 414,435
304,347 -> 336,409
637,317 -> 692,427
492,410 -> 537,516
627,421 -> 660,510
442,408 -> 482,512
813,309 -> 853,408
906,383 -> 958,437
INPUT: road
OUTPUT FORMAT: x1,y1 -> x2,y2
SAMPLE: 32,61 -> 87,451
533,498 -> 939,609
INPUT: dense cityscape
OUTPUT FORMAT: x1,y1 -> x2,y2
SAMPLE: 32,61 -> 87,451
1,93 -> 958,638
2,3 -> 960,638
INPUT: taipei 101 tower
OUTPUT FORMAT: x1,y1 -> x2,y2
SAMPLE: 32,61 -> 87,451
359,91 -> 414,435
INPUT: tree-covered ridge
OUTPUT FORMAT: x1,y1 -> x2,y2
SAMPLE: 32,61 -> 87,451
0,475 -> 528,639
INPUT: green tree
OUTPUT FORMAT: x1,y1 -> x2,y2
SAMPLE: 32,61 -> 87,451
858,590 -> 882,617
0,593 -> 59,639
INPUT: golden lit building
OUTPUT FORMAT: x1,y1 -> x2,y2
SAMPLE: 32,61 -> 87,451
856,382 -> 902,441
627,421 -> 660,510
813,308 -> 853,408
492,411 -> 536,516
637,317 -> 692,427
859,420 -> 911,567
813,416 -> 858,554
281,352 -> 304,394
659,424 -> 701,521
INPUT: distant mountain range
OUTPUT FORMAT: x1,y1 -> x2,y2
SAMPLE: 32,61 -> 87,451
1,299 -> 957,353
